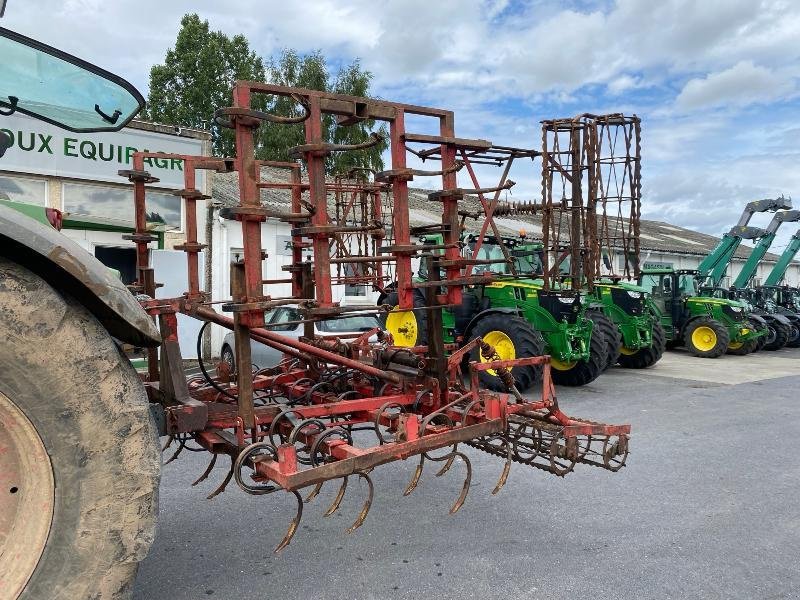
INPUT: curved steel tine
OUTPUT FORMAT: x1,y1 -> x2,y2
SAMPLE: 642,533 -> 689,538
434,454 -> 456,477
164,438 -> 185,465
304,482 -> 324,503
323,476 -> 348,517
346,472 -> 374,534
492,438 -> 512,496
444,451 -> 472,514
161,435 -> 174,451
192,453 -> 218,487
403,454 -> 425,496
206,457 -> 234,500
274,490 -> 304,553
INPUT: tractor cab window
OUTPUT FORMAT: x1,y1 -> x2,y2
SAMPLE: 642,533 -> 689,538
0,27 -> 143,133
512,248 -> 543,276
677,274 -> 697,297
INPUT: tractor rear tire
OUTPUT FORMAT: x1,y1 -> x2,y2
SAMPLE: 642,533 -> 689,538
617,320 -> 666,368
0,258 -> 161,600
551,320 -> 608,387
763,318 -> 790,351
468,314 -> 544,392
587,309 -> 621,371
684,317 -> 729,358
783,314 -> 800,348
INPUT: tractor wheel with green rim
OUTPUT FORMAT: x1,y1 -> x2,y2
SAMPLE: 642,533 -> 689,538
550,320 -> 608,387
763,317 -> 790,351
467,313 -> 544,392
586,309 -> 621,371
0,258 -> 161,600
684,317 -> 729,358
617,320 -> 666,368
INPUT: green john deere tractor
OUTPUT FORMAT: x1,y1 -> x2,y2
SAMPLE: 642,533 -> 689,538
638,268 -> 759,357
379,234 -> 608,390
505,237 -> 664,370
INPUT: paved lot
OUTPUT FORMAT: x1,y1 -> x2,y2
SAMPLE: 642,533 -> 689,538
134,348 -> 800,600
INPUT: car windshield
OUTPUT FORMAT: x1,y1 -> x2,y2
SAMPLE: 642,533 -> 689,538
317,314 -> 379,333
0,27 -> 143,132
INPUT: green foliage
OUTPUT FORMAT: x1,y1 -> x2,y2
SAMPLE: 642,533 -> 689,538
146,15 -> 387,174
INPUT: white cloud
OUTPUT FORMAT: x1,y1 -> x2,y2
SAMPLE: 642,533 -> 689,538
676,61 -> 796,110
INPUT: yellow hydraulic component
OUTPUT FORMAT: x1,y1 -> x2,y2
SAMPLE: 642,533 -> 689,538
691,326 -> 718,352
386,308 -> 418,347
728,341 -> 744,350
619,346 -> 637,356
479,330 -> 516,376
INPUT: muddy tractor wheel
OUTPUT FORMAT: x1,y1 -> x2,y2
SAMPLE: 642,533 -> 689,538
762,318 -> 790,351
684,317 -> 729,358
551,320 -> 608,387
586,309 -> 622,371
0,258 -> 161,600
468,314 -> 544,392
783,314 -> 800,348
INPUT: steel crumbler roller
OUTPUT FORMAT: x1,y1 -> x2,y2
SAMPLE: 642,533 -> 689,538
122,84 -> 630,552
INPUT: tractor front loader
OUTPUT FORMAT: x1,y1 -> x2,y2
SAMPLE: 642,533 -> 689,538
0,25 -> 631,599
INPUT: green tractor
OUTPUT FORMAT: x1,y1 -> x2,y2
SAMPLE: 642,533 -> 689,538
380,234 -> 608,390
496,237 -> 664,370
639,268 -> 758,357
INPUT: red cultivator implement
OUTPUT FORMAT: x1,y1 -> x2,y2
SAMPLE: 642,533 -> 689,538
121,84 -> 631,551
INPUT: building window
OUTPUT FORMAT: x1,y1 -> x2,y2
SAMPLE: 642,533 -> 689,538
0,175 -> 47,205
344,263 -> 367,297
62,181 -> 182,230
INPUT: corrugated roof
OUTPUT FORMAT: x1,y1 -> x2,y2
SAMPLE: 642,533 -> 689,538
211,167 -> 790,263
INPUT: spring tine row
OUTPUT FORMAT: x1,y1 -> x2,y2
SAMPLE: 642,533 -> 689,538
192,453 -> 218,487
324,476 -> 349,517
346,472 -> 374,534
161,435 -> 174,452
164,438 -> 185,465
492,437 -> 512,495
207,456 -> 234,500
435,454 -> 456,477
274,490 -> 304,553
403,455 -> 425,496
304,482 -> 324,503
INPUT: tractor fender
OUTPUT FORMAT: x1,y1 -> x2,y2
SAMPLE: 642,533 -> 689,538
749,314 -> 768,328
0,204 -> 160,347
762,313 -> 792,327
463,307 -> 522,341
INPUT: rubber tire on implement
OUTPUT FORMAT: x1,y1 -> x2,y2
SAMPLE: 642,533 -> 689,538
586,309 -> 622,371
684,317 -> 729,358
550,319 -> 608,387
617,319 -> 666,368
0,258 -> 161,600
763,318 -> 790,351
467,314 -> 544,392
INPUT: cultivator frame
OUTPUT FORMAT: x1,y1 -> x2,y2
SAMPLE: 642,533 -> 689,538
121,83 -> 630,551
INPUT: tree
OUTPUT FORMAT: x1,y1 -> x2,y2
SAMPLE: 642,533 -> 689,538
144,14 -> 265,157
146,15 -> 387,174
258,50 -> 388,175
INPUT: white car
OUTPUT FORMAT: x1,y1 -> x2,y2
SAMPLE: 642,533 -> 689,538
220,305 -> 381,371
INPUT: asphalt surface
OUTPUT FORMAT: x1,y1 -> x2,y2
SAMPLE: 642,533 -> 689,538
134,348 -> 800,600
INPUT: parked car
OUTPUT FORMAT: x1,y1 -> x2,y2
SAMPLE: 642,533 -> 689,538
220,304 -> 381,371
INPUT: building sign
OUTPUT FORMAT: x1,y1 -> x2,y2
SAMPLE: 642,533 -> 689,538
0,113 -> 204,189
643,261 -> 674,270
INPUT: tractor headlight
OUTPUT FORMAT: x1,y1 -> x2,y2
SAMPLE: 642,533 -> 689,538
557,297 -> 575,304
731,306 -> 742,312
626,291 -> 642,298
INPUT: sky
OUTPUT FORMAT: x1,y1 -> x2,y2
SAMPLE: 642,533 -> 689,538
4,0 -> 800,252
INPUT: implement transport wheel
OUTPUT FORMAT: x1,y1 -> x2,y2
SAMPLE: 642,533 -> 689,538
586,309 -> 621,371
0,258 -> 161,600
763,318 -> 790,351
684,317 -> 729,358
617,320 -> 666,368
468,314 -> 544,392
551,321 -> 608,387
